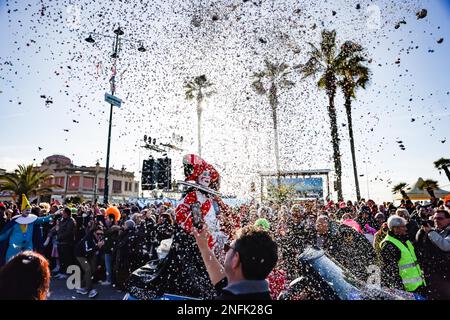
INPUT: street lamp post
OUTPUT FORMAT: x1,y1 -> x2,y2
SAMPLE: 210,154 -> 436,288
103,26 -> 123,206
94,160 -> 100,202
85,26 -> 146,205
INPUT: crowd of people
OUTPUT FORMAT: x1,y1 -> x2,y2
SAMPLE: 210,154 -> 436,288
0,194 -> 449,300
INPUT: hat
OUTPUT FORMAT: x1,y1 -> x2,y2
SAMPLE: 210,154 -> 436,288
183,154 -> 207,182
444,194 -> 450,203
21,194 -> 32,212
0,203 -> 5,208
124,219 -> 135,230
254,218 -> 270,232
339,201 -> 346,209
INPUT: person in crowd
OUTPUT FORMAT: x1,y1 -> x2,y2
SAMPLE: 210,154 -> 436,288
0,203 -> 7,232
54,207 -> 76,279
74,223 -> 104,298
279,204 -> 315,280
101,214 -> 120,286
416,208 -> 450,299
114,219 -> 139,290
156,212 -> 175,243
0,195 -> 54,266
395,208 -> 419,243
193,225 -> 278,300
341,212 -> 363,233
374,222 -> 389,259
380,215 -> 427,296
0,251 -> 50,300
315,215 -> 377,282
375,212 -> 386,227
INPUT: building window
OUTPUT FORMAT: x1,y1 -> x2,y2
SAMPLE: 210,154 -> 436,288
135,182 -> 139,192
43,178 -> 53,187
113,180 -> 121,194
124,182 -> 129,192
98,178 -> 105,192
68,176 -> 80,190
55,177 -> 65,188
83,177 -> 94,190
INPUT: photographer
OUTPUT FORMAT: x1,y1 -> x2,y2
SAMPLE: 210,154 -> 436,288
74,223 -> 104,298
193,225 -> 278,300
418,209 -> 450,299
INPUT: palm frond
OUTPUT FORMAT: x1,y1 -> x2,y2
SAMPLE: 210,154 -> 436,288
300,57 -> 321,79
252,80 -> 267,95
434,158 -> 450,169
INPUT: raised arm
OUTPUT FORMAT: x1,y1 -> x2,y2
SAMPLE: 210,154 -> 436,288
35,214 -> 53,225
428,230 -> 450,252
193,227 -> 226,286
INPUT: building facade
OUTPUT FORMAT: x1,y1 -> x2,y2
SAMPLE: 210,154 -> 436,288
39,155 -> 139,203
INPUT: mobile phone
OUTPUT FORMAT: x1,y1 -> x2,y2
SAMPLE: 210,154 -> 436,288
191,202 -> 203,230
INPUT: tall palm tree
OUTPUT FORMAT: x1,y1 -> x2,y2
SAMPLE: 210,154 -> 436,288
252,59 -> 295,187
338,41 -> 370,202
300,30 -> 356,200
392,182 -> 410,200
185,75 -> 214,157
434,158 -> 450,183
0,164 -> 60,204
418,179 -> 439,199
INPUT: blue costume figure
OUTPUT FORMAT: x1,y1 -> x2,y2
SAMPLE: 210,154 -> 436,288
0,194 -> 53,266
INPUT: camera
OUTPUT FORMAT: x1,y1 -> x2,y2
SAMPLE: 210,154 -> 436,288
421,219 -> 433,228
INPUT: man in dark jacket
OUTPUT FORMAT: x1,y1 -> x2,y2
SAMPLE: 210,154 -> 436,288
279,204 -> 316,280
396,208 -> 419,243
316,215 -> 377,283
75,224 -> 104,298
114,220 -> 139,290
194,225 -> 278,300
417,209 -> 450,299
56,207 -> 76,279
102,214 -> 120,285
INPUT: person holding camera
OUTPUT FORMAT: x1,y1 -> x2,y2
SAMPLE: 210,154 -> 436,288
417,208 -> 450,299
193,224 -> 278,300
74,224 -> 104,298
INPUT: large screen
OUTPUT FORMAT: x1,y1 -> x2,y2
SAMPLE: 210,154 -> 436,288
269,177 -> 324,199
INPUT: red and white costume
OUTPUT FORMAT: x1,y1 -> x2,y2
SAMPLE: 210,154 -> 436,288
175,155 -> 224,249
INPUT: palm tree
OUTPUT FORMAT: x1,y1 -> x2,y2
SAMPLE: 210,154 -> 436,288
392,182 -> 410,200
434,158 -> 450,183
418,179 -> 439,199
185,75 -> 215,157
338,41 -> 370,202
0,164 -> 60,205
252,59 -> 295,187
300,30 -> 356,200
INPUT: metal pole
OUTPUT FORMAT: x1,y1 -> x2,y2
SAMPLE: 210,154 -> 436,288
366,161 -> 370,200
104,31 -> 120,205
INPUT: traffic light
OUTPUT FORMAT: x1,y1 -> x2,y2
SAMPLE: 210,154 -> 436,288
141,158 -> 156,190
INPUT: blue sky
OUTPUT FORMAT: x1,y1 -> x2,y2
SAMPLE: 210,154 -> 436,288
0,0 -> 449,202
